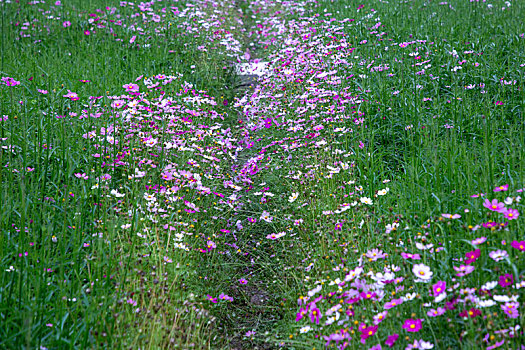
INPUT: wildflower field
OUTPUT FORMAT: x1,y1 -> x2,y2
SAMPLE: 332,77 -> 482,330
0,0 -> 524,348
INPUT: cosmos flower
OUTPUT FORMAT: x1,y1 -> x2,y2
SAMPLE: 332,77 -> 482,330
459,308 -> 481,318
123,83 -> 139,92
373,311 -> 387,325
384,298 -> 404,310
413,264 -> 433,281
511,240 -> 525,251
366,249 -> 386,261
501,302 -> 519,318
453,265 -> 475,277
502,208 -> 519,220
427,307 -> 446,317
260,211 -> 273,222
401,252 -> 421,260
432,281 -> 446,296
288,192 -> 298,202
360,325 -> 378,340
309,306 -> 322,325
402,318 -> 422,332
471,237 -> 487,245
489,250 -> 509,262
483,199 -> 506,212
498,274 -> 513,287
385,334 -> 399,348
465,249 -> 480,264
493,184 -> 509,192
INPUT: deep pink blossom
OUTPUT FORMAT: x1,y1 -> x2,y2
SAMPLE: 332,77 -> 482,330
402,318 -> 422,332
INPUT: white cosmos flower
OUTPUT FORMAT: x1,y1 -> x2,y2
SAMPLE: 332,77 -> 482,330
288,192 -> 299,202
144,193 -> 156,201
412,264 -> 433,280
110,189 -> 125,198
434,292 -> 447,303
260,211 -> 273,222
477,299 -> 496,308
300,326 -> 311,333
481,281 -> 498,290
403,292 -> 418,301
360,197 -> 373,205
493,295 -> 511,302
377,188 -> 389,196
307,284 -> 322,297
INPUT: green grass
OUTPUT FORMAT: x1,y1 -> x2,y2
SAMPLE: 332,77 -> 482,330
1,0 -> 524,349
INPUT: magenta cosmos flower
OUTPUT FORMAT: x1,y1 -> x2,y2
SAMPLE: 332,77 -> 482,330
309,306 -> 322,324
385,334 -> 399,347
465,249 -> 480,264
360,325 -> 378,340
511,240 -> 525,251
432,281 -> 446,296
498,274 -> 513,287
402,318 -> 422,332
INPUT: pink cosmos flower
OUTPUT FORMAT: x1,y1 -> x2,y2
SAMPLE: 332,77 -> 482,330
402,318 -> 422,332
427,307 -> 446,317
111,100 -> 126,108
502,208 -> 519,220
384,298 -> 403,309
501,302 -> 519,319
493,184 -> 509,192
472,237 -> 487,245
459,308 -> 481,318
454,264 -> 475,277
401,252 -> 421,260
296,307 -> 308,321
366,249 -> 386,261
218,293 -> 233,302
483,199 -> 506,212
486,340 -> 505,350
63,90 -> 79,101
373,311 -> 387,325
63,21 -> 71,28
123,83 -> 139,92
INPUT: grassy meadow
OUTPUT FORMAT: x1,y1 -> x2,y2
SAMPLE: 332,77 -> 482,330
0,0 -> 524,349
